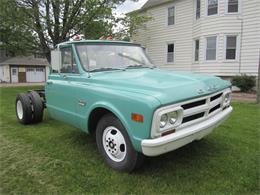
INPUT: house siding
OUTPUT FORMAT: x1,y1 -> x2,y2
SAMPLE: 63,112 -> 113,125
132,0 -> 260,76
0,65 -> 10,82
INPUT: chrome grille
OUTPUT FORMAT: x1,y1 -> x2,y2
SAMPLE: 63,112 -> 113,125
182,99 -> 206,109
179,92 -> 224,127
209,104 -> 221,114
182,112 -> 205,123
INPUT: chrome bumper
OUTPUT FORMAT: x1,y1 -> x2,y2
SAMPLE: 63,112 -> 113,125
141,106 -> 233,156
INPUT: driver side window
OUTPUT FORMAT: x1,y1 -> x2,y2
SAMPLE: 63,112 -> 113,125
60,47 -> 79,74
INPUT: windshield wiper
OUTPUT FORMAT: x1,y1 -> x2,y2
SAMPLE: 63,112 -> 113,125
125,64 -> 156,69
89,67 -> 123,72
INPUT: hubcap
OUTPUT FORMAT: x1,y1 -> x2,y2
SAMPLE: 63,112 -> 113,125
17,100 -> 23,120
102,126 -> 127,162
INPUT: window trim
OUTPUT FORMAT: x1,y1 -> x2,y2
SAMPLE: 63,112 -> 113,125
193,38 -> 200,63
60,46 -> 80,74
225,0 -> 240,15
204,35 -> 218,62
194,0 -> 201,20
224,34 -> 240,62
205,0 -> 219,16
166,5 -> 176,27
166,42 -> 175,64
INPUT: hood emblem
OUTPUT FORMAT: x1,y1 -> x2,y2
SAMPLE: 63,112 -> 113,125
207,84 -> 218,92
197,89 -> 204,94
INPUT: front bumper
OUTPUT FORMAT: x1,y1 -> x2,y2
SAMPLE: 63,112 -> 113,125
141,106 -> 233,156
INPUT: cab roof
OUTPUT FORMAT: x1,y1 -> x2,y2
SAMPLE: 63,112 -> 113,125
57,39 -> 141,48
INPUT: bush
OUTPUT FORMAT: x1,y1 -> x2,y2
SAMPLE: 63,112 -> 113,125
231,74 -> 256,92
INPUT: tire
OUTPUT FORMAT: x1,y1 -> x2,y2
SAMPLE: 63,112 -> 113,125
15,93 -> 33,124
96,113 -> 144,172
28,91 -> 44,123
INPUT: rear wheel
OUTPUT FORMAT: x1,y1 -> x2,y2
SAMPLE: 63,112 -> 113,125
28,91 -> 44,123
96,113 -> 144,172
15,93 -> 33,124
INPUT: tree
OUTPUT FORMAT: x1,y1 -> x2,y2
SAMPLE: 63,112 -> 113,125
115,11 -> 151,41
0,0 -> 36,57
0,0 -> 138,62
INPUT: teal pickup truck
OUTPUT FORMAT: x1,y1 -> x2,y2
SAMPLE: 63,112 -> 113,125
15,39 -> 233,172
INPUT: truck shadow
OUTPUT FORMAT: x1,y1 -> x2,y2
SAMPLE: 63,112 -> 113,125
135,138 -> 229,174
69,129 -> 228,174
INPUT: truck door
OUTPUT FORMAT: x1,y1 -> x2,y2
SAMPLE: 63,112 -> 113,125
45,46 -> 80,127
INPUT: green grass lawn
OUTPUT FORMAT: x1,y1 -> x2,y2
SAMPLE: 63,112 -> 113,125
0,86 -> 259,194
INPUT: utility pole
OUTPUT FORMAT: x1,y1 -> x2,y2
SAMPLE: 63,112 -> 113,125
257,51 -> 260,104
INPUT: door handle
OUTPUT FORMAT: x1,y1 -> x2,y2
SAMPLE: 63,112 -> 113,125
62,74 -> 67,79
46,81 -> 53,85
78,100 -> 86,107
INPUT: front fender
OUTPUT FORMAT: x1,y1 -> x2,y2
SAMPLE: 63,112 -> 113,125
85,101 -> 145,152
75,83 -> 161,152
87,101 -> 131,136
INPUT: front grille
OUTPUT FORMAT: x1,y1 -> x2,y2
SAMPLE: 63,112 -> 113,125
210,93 -> 223,102
178,91 -> 224,125
182,99 -> 206,110
182,112 -> 205,123
209,104 -> 221,114
151,89 -> 230,138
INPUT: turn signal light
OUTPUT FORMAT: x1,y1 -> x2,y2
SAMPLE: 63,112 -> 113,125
161,129 -> 176,137
131,113 -> 144,123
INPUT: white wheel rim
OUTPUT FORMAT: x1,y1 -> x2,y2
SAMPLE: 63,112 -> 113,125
102,126 -> 127,162
17,100 -> 23,120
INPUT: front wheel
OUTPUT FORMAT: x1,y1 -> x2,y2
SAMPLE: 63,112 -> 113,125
96,114 -> 144,172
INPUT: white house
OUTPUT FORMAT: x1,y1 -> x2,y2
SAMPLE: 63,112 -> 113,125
132,0 -> 260,77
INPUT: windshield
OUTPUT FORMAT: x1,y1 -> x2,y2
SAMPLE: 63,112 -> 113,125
76,44 -> 154,72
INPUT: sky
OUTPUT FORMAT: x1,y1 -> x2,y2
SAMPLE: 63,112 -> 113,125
115,0 -> 148,15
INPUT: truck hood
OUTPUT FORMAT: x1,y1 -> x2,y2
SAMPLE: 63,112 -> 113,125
90,69 -> 231,105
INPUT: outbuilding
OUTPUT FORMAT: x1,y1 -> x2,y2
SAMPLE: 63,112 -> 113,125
0,56 -> 49,83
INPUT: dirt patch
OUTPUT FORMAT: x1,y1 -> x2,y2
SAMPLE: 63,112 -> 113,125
232,92 -> 256,103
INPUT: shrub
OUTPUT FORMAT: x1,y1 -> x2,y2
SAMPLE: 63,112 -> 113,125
231,74 -> 256,92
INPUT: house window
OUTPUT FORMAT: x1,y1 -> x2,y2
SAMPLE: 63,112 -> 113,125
225,35 -> 237,60
168,6 -> 175,26
206,36 -> 217,61
167,43 -> 174,63
12,68 -> 17,75
207,0 -> 218,16
34,53 -> 45,59
196,0 -> 201,19
227,0 -> 238,13
194,39 -> 200,62
26,68 -> 35,72
36,68 -> 44,72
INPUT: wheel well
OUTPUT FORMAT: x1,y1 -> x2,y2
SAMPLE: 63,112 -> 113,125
88,107 -> 113,134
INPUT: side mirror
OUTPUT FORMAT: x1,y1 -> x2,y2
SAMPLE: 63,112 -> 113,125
51,50 -> 61,73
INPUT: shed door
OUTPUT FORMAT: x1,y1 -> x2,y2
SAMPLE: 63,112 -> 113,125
26,67 -> 45,82
11,67 -> 18,83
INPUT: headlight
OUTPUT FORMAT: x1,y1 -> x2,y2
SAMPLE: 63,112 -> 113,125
151,106 -> 184,138
223,93 -> 231,105
169,111 -> 178,125
160,114 -> 168,128
159,109 -> 182,130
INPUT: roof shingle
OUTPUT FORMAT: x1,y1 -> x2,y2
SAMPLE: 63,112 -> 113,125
0,56 -> 49,66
